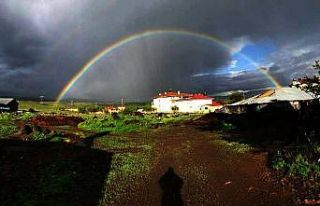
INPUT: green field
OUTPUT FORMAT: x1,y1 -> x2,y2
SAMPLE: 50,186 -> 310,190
1,100 -> 199,138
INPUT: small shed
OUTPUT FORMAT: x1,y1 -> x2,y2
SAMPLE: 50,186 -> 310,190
227,87 -> 315,113
0,98 -> 19,112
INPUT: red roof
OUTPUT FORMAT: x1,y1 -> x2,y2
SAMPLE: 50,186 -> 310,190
155,91 -> 215,100
156,91 -> 193,98
190,93 -> 211,99
211,101 -> 222,106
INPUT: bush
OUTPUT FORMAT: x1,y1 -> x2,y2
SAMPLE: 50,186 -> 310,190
288,154 -> 311,178
226,92 -> 244,104
271,150 -> 320,178
33,131 -> 48,141
272,151 -> 288,170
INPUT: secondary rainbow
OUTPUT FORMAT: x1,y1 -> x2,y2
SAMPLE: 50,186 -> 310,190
56,29 -> 281,103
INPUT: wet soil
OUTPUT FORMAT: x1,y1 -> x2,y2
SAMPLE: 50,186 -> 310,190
107,125 -> 294,206
0,139 -> 113,206
2,116 -> 295,205
29,115 -> 84,127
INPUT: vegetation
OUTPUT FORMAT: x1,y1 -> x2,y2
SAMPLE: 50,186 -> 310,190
0,114 -> 18,137
122,102 -> 152,114
212,138 -> 252,154
79,113 -> 196,134
225,92 -> 244,104
0,112 -> 35,138
0,124 -> 17,138
293,60 -> 320,97
271,147 -> 320,178
19,101 -> 98,114
96,135 -> 156,204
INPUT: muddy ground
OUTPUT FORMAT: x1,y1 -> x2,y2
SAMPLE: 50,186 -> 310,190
1,116 -> 296,206
99,125 -> 293,206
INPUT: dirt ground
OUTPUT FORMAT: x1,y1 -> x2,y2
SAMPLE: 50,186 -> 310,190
1,116 -> 295,206
101,125 -> 294,206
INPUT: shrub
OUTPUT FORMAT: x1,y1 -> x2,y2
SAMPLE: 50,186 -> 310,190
272,150 -> 320,178
272,151 -> 288,170
288,154 -> 311,178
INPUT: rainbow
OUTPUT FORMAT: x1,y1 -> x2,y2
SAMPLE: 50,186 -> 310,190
56,29 -> 281,103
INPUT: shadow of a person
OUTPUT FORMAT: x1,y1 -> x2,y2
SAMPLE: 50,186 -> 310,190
159,167 -> 184,206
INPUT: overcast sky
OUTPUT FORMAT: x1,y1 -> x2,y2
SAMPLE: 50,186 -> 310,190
0,0 -> 319,101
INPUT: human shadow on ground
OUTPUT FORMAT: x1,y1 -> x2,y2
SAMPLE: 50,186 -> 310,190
79,131 -> 110,148
0,139 -> 113,206
159,167 -> 184,206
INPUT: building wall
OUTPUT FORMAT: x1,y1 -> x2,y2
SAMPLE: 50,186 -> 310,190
152,97 -> 214,113
200,105 -> 223,113
0,100 -> 18,112
152,97 -> 180,113
176,99 -> 213,113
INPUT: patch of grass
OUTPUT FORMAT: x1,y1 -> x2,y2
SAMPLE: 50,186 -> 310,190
78,114 -> 146,134
39,160 -> 77,195
0,114 -> 17,137
19,101 -> 99,114
106,152 -> 151,184
102,150 -> 153,204
18,112 -> 35,121
79,113 -> 196,134
221,123 -> 237,131
98,135 -> 156,204
0,124 -> 17,138
213,139 -> 252,153
160,114 -> 197,124
0,113 -> 13,121
97,136 -> 132,149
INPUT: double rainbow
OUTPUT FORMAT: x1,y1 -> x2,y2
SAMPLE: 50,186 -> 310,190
56,29 -> 281,103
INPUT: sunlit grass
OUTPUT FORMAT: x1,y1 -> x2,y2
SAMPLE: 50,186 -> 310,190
212,139 -> 252,154
98,135 -> 156,205
79,113 -> 197,134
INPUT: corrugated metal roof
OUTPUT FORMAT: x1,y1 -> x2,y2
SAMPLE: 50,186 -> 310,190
0,98 -> 15,105
232,87 -> 315,106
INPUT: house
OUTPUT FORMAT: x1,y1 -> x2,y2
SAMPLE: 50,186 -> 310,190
226,87 -> 315,114
200,101 -> 223,114
0,98 -> 19,112
105,105 -> 126,113
152,91 -> 220,113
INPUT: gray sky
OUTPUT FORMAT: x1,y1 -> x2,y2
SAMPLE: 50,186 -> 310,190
0,0 -> 319,101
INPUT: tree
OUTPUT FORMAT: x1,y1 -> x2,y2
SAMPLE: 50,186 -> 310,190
312,60 -> 320,76
171,105 -> 179,114
292,60 -> 320,97
226,92 -> 244,104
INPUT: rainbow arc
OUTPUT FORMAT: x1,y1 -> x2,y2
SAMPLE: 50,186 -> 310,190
56,29 -> 281,103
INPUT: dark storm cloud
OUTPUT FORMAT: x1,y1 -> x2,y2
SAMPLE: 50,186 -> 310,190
0,8 -> 46,69
69,36 -> 230,101
0,0 -> 320,100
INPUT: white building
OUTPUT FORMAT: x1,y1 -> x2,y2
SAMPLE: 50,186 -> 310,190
152,91 -> 221,113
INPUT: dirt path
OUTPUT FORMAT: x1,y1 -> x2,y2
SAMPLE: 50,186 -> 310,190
110,125 -> 293,206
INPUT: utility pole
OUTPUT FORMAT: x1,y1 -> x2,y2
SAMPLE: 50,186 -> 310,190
121,98 -> 124,107
40,96 -> 45,104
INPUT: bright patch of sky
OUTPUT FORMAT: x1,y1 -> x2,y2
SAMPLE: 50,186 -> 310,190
193,38 -> 277,77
